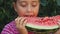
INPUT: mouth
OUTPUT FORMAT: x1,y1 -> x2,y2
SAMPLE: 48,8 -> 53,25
24,15 -> 35,17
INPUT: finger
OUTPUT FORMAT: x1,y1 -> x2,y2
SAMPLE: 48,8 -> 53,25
20,17 -> 26,25
58,20 -> 60,24
15,17 -> 19,28
23,20 -> 27,26
57,20 -> 60,28
15,17 -> 19,25
17,17 -> 23,25
15,17 -> 22,26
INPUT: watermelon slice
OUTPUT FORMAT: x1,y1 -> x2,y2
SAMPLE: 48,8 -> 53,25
26,17 -> 59,29
25,16 -> 60,32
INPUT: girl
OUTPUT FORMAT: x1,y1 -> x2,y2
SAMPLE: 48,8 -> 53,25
1,0 -> 60,34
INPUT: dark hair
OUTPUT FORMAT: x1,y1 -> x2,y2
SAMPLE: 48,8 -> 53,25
13,0 -> 40,2
13,0 -> 17,2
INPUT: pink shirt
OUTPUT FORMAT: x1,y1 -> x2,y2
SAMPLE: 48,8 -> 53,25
1,21 -> 34,34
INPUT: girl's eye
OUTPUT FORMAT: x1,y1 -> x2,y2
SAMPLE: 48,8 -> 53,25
20,2 -> 27,7
32,2 -> 37,7
32,4 -> 37,7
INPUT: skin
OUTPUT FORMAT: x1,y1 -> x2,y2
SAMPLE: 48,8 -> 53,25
14,0 -> 39,17
13,0 -> 39,34
13,0 -> 60,34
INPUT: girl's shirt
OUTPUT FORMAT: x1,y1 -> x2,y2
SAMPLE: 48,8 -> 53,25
1,21 -> 34,34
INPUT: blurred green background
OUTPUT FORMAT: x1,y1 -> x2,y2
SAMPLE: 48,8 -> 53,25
0,0 -> 60,32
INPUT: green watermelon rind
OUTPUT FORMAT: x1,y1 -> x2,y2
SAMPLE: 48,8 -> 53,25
26,26 -> 59,33
26,23 -> 59,30
26,23 -> 59,33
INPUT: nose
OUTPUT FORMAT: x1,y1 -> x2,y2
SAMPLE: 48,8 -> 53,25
27,5 -> 32,13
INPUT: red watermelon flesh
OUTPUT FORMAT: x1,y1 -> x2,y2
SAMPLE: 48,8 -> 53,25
26,17 -> 58,26
54,15 -> 60,21
25,16 -> 60,29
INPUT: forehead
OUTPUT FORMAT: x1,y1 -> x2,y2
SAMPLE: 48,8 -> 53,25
17,0 -> 39,2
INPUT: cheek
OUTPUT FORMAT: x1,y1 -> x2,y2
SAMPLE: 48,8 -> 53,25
16,6 -> 26,16
17,11 -> 25,16
33,6 -> 39,16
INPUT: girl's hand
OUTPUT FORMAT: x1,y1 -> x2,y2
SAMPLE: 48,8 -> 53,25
54,20 -> 60,34
15,17 -> 28,34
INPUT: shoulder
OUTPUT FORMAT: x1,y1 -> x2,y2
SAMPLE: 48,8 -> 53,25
1,20 -> 18,34
3,20 -> 16,29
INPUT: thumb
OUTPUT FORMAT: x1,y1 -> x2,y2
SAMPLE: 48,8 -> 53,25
57,20 -> 60,28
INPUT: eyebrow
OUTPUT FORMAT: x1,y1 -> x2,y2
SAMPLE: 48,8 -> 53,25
18,0 -> 39,3
17,0 -> 26,3
32,1 -> 39,2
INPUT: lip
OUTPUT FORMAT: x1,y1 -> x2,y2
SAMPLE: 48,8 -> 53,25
24,15 -> 35,17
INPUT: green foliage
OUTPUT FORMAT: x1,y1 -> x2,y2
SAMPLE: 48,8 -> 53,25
0,0 -> 17,32
0,0 -> 60,32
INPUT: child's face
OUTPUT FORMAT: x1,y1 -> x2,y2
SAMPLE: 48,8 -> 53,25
14,0 -> 39,17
